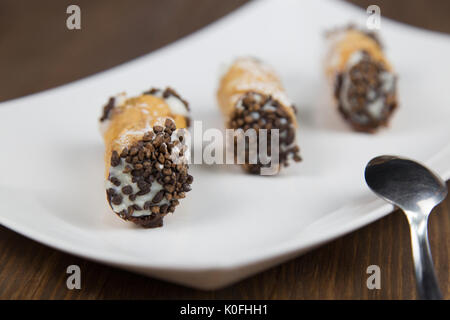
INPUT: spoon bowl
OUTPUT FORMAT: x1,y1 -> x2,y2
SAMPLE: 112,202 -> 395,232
365,155 -> 447,213
365,155 -> 447,300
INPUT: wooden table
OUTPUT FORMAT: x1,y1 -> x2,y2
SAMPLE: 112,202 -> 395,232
0,0 -> 448,299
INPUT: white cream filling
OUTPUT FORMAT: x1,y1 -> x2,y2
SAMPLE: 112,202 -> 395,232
99,92 -> 127,135
262,103 -> 277,112
347,50 -> 365,67
106,161 -> 168,217
340,71 -> 354,114
367,98 -> 385,118
380,71 -> 395,92
250,112 -> 260,120
340,50 -> 396,122
114,92 -> 127,108
150,91 -> 189,117
165,95 -> 189,117
106,125 -> 189,218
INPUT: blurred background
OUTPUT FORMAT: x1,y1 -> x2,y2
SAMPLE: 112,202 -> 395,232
1,0 -> 450,102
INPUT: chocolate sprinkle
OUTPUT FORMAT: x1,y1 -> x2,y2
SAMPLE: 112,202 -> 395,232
335,51 -> 397,132
99,97 -> 115,122
152,190 -> 164,203
112,194 -> 123,205
228,92 -> 301,174
122,185 -> 132,195
110,151 -> 120,167
110,176 -> 121,187
106,119 -> 192,228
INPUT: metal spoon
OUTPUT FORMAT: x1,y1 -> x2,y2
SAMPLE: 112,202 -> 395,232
365,155 -> 447,300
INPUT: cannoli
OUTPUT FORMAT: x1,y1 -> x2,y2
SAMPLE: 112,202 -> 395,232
99,88 -> 193,228
217,57 -> 301,174
325,26 -> 398,132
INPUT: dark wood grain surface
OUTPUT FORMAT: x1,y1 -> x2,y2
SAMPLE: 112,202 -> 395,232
0,0 -> 448,299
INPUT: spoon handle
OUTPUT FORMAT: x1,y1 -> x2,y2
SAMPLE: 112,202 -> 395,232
406,213 -> 442,300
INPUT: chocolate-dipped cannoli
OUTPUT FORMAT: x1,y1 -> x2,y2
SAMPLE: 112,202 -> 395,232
99,88 -> 193,228
217,57 -> 301,174
326,26 -> 398,132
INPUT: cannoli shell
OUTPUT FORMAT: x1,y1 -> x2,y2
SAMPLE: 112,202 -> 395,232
102,94 -> 188,177
326,29 -> 392,77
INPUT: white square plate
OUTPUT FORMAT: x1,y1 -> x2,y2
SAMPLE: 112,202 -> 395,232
0,0 -> 449,289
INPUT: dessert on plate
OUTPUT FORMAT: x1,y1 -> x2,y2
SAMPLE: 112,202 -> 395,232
99,88 -> 193,228
325,25 -> 398,132
217,57 -> 301,174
